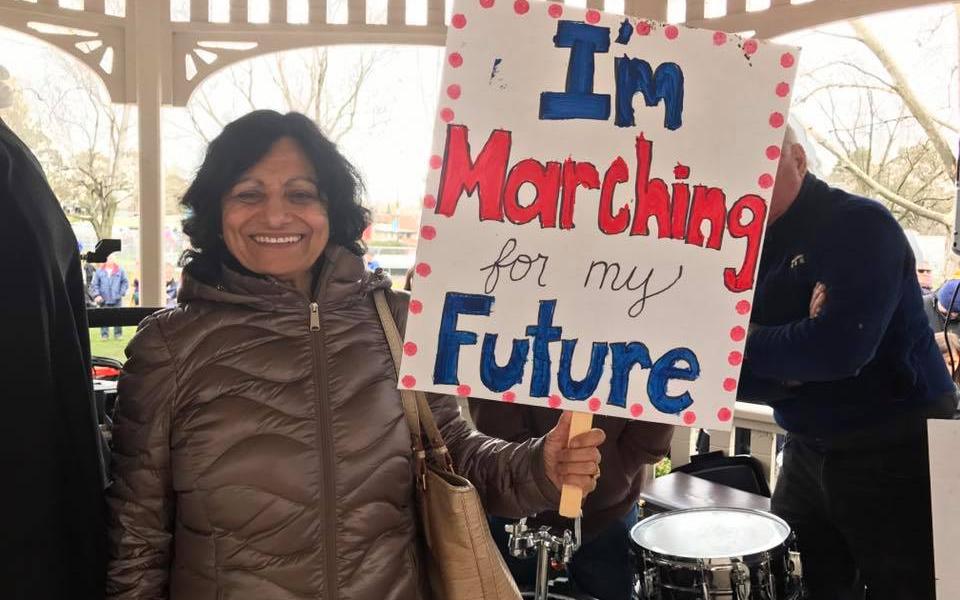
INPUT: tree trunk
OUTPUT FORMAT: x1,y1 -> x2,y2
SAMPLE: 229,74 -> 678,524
850,19 -> 957,177
91,197 -> 117,241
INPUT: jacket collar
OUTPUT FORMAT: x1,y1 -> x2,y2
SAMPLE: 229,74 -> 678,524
766,173 -> 828,246
178,244 -> 392,312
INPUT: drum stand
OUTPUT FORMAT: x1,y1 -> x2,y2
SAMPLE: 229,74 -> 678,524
506,517 -> 581,600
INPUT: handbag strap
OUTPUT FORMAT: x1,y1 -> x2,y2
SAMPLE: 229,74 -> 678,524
372,289 -> 454,473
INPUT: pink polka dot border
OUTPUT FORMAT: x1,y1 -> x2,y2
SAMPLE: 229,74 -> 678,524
434,8 -> 786,432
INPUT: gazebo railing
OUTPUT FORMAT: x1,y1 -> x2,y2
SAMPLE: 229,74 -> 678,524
671,400 -> 785,487
1,0 -> 949,107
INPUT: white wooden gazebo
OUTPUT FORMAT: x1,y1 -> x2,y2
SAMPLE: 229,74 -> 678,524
1,1 -> 956,595
0,0 -> 946,306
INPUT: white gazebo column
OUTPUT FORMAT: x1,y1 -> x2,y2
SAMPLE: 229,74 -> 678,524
133,0 -> 167,308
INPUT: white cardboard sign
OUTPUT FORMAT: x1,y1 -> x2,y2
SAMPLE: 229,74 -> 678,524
399,0 -> 799,430
929,419 -> 960,599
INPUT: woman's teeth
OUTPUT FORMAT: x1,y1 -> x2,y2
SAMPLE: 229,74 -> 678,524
253,235 -> 303,244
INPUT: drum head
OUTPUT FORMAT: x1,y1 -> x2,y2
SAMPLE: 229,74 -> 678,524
631,507 -> 790,559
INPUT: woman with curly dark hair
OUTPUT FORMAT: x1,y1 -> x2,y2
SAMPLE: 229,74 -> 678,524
105,110 -> 605,600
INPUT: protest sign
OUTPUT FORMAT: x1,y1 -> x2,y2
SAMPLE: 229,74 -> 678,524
399,0 -> 799,431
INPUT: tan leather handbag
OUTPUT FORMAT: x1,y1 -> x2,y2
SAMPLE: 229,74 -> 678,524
373,289 -> 522,600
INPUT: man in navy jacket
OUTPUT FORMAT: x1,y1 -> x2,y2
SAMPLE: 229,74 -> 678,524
741,126 -> 956,600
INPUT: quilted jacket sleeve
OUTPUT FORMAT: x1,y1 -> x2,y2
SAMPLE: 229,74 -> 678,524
430,394 -> 561,518
617,420 -> 674,477
106,315 -> 176,599
383,287 -> 560,518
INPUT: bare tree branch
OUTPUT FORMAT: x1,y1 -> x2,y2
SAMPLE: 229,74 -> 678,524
186,87 -> 226,143
327,52 -> 374,143
272,54 -> 297,111
810,29 -> 863,44
851,19 -> 957,174
826,60 -> 897,90
808,126 -> 951,227
933,115 -> 959,133
795,83 -> 894,105
877,109 -> 901,170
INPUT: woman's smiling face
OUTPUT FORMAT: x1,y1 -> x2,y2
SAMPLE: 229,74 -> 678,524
221,137 -> 329,294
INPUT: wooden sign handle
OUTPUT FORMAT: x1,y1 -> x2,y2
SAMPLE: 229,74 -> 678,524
558,411 -> 594,518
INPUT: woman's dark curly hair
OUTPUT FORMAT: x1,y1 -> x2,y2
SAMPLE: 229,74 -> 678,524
179,110 -> 369,282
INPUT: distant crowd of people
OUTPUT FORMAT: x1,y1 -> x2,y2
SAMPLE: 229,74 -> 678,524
81,258 -> 181,339
921,274 -> 960,382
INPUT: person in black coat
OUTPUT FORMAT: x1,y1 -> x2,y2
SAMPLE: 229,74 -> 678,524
0,117 -> 106,598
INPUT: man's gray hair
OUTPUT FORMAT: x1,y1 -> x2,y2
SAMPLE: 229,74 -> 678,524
784,118 -> 821,176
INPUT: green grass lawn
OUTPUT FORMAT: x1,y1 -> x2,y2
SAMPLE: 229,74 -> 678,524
655,457 -> 672,477
88,327 -> 136,362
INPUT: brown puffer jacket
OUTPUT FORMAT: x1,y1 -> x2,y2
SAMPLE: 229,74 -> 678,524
106,246 -> 560,600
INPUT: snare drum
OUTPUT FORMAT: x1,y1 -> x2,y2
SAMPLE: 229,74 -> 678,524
630,507 -> 802,599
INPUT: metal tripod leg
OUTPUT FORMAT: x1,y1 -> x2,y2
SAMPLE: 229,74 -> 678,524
534,538 -> 551,600
507,517 -> 582,600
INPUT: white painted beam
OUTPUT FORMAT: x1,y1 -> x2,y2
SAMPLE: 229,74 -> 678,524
309,0 -> 327,23
231,0 -> 249,23
192,0 -> 210,22
133,0 -> 166,308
